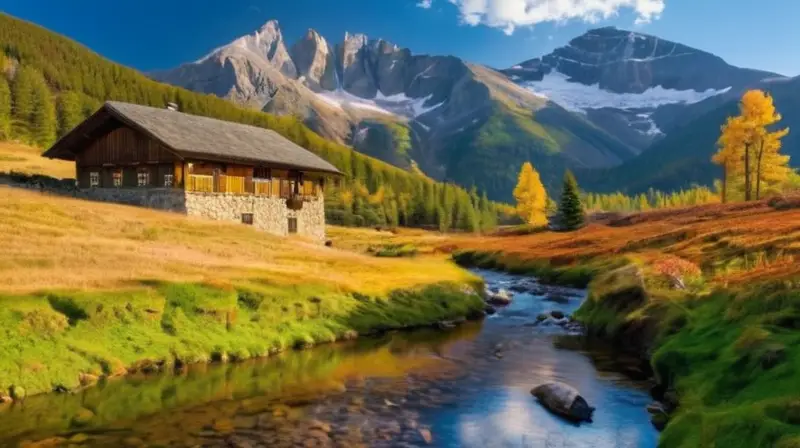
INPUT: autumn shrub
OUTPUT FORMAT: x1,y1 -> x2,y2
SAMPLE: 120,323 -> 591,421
651,256 -> 703,290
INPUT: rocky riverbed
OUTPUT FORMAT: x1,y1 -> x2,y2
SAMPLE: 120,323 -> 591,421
0,269 -> 658,448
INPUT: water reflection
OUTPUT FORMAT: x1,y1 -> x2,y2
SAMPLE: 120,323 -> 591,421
1,269 -> 658,448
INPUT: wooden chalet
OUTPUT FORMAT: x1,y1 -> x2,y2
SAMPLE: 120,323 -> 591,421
44,101 -> 342,240
44,101 -> 341,196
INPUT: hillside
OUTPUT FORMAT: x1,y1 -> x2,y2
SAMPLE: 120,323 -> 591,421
0,184 -> 484,398
0,13 -> 502,231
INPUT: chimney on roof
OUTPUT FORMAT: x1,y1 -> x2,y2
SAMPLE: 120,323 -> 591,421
166,102 -> 179,111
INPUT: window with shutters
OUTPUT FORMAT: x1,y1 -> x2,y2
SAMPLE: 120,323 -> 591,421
288,217 -> 298,234
241,213 -> 254,225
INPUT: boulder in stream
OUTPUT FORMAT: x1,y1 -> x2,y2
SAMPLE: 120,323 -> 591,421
531,382 -> 595,422
486,289 -> 512,306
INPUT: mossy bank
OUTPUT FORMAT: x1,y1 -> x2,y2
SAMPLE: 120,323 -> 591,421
1,280 -> 484,400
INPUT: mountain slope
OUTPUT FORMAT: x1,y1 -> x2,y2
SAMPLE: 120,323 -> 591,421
0,13 -> 502,231
504,26 -> 781,152
150,21 -> 641,201
578,76 -> 800,194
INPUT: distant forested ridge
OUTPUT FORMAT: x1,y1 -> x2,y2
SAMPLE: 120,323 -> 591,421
0,13 -> 506,231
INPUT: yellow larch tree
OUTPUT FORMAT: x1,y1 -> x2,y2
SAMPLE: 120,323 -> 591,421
713,89 -> 790,201
713,116 -> 747,203
513,162 -> 549,227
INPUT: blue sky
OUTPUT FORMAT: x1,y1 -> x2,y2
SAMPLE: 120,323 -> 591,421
3,0 -> 799,76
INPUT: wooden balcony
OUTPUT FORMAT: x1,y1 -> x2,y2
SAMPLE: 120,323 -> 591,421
186,174 -> 319,200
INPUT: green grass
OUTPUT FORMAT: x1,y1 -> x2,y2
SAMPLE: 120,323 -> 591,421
0,280 -> 484,398
369,243 -> 419,258
452,249 -> 617,288
653,282 -> 800,448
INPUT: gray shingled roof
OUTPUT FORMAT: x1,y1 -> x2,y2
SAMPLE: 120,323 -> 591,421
48,101 -> 342,174
106,102 -> 341,174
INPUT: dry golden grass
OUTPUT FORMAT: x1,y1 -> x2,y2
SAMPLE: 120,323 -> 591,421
0,142 -> 75,179
0,186 -> 474,295
451,199 -> 800,285
327,226 -> 453,254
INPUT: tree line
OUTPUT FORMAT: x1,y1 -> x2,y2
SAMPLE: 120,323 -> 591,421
0,13 -> 508,232
583,186 -> 720,213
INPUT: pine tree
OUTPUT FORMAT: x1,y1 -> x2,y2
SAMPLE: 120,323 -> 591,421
57,91 -> 83,137
11,66 -> 37,141
637,194 -> 650,211
558,170 -> 585,231
513,162 -> 548,227
0,76 -> 10,141
30,70 -> 57,148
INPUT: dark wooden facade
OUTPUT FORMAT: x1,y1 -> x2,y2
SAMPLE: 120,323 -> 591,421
76,124 -> 323,197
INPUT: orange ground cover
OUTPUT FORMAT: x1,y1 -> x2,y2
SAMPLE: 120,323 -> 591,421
451,197 -> 800,285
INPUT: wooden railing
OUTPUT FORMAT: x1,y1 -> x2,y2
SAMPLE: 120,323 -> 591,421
187,174 -> 214,193
186,174 -> 320,199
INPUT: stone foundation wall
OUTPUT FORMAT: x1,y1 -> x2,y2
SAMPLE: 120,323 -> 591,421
184,192 -> 326,242
77,188 -> 326,242
79,188 -> 187,212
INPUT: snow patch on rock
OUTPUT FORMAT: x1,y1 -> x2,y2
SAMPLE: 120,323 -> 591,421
520,71 -> 731,113
316,88 -> 444,118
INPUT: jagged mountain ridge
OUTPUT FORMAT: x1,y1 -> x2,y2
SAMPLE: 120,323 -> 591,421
503,26 -> 782,151
151,20 -> 642,201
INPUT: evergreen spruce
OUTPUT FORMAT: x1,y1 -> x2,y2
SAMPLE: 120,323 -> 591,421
57,91 -> 83,137
558,170 -> 585,231
0,76 -> 10,140
11,66 -> 36,142
30,70 -> 57,147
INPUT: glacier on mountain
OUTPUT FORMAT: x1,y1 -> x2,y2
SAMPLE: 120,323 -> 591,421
316,89 -> 444,118
521,71 -> 731,113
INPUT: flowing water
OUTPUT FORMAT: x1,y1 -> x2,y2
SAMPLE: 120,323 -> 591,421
0,270 -> 659,447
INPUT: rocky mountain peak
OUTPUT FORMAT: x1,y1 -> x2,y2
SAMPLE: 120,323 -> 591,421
257,19 -> 281,36
291,28 -> 337,91
226,19 -> 296,78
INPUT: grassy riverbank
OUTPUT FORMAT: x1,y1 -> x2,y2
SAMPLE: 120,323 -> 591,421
0,186 -> 483,398
450,200 -> 800,447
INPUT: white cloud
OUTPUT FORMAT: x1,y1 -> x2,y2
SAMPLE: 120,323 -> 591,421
443,0 -> 665,34
417,0 -> 433,8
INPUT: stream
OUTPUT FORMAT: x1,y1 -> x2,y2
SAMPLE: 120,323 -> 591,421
0,269 -> 659,447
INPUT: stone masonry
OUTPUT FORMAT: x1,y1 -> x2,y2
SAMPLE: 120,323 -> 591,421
79,188 -> 326,242
184,192 -> 326,242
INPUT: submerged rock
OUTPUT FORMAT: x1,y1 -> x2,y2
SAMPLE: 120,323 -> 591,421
544,294 -> 571,304
531,382 -> 595,422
